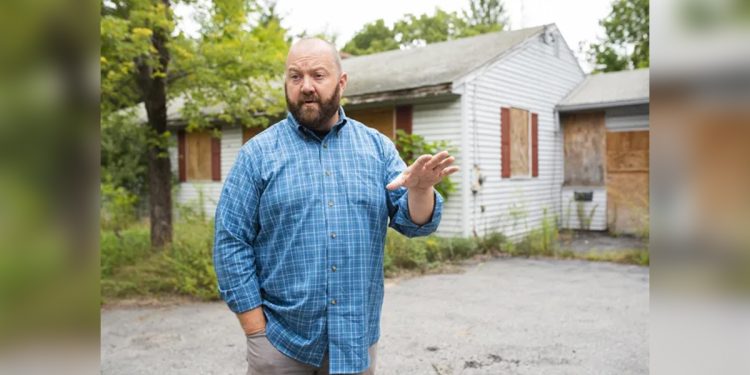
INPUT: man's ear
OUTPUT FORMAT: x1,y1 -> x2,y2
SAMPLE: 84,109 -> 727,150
338,72 -> 348,94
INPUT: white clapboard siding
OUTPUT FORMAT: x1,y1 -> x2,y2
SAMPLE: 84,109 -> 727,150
412,99 -> 464,237
559,187 -> 608,230
460,27 -> 585,239
170,126 -> 243,218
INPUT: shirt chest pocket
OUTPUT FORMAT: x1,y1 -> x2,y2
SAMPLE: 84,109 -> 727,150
345,157 -> 385,209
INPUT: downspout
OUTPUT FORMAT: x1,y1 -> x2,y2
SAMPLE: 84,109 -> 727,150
460,84 -> 472,238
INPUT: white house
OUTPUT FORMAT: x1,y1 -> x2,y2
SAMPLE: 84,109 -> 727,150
169,24 -> 635,239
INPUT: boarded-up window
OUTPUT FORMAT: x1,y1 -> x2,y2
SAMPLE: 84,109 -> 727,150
186,131 -> 213,180
177,130 -> 220,182
347,107 -> 395,138
562,112 -> 606,186
501,107 -> 538,178
510,108 -> 530,176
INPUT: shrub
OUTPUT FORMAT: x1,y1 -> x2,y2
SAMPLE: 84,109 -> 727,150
385,229 -> 428,270
477,232 -> 507,254
100,182 -> 139,233
100,224 -> 150,277
163,220 -> 219,300
447,237 -> 478,259
394,130 -> 456,200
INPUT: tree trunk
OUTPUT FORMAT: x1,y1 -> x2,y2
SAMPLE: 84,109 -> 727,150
137,1 -> 173,248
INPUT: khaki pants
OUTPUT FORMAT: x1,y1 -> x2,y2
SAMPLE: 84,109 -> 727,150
246,331 -> 377,375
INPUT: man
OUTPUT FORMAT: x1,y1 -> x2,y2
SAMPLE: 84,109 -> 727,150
213,38 -> 458,374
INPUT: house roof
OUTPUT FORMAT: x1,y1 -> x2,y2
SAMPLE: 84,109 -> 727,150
341,25 -> 547,98
557,68 -> 649,111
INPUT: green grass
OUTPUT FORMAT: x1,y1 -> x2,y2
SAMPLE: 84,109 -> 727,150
101,220 -> 219,303
101,221 -> 648,301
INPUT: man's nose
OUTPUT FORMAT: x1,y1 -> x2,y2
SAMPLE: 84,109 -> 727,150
301,76 -> 315,95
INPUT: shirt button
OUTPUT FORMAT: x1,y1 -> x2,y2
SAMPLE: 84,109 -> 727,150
331,299 -> 337,305
330,232 -> 337,239
325,170 -> 332,177
323,142 -> 328,148
328,200 -> 334,207
331,265 -> 337,272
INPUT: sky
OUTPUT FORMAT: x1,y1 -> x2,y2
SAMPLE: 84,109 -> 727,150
176,0 -> 615,73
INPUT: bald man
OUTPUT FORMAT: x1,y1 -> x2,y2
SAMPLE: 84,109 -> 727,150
213,38 -> 458,374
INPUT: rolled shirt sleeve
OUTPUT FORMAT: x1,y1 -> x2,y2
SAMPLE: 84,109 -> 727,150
213,148 -> 263,313
380,134 -> 443,237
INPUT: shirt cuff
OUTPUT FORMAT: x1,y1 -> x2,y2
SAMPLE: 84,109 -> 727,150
390,189 -> 443,237
219,279 -> 263,314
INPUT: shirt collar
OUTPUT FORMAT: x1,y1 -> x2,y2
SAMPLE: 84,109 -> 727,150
287,107 -> 348,139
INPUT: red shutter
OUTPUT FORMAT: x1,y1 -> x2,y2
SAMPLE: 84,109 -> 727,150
177,130 -> 186,182
211,134 -> 221,181
531,113 -> 539,177
395,105 -> 413,136
500,107 -> 511,178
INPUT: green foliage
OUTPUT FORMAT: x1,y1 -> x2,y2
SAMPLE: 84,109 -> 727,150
101,200 -> 219,301
385,230 -> 428,271
394,130 -> 456,200
515,209 -> 558,256
162,220 -> 217,300
101,112 -> 150,198
101,0 -> 290,246
461,0 -> 508,35
477,231 -> 508,253
587,0 -> 649,72
342,2 -> 507,56
576,202 -> 598,231
342,19 -> 400,55
101,224 -> 150,277
100,182 -> 140,233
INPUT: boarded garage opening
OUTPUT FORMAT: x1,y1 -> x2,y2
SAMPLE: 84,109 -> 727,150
606,130 -> 649,234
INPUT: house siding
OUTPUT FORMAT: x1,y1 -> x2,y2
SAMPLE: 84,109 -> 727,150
411,99 -> 464,237
560,186 -> 608,230
460,29 -> 585,239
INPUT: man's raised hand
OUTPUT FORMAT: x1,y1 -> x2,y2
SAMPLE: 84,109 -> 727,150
386,151 -> 459,191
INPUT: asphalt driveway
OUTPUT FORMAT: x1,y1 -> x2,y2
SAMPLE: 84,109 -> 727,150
101,257 -> 648,374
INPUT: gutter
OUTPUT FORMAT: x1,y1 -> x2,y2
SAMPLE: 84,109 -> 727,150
556,98 -> 649,112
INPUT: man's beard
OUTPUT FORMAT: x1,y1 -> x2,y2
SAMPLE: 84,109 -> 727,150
285,85 -> 341,132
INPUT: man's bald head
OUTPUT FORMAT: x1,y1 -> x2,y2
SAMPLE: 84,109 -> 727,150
286,37 -> 342,76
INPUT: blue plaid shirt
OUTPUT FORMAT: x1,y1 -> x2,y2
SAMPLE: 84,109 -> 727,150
213,108 -> 442,374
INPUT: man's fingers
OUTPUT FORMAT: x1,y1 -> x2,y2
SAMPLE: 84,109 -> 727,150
412,154 -> 433,170
440,166 -> 460,177
433,156 -> 455,172
424,151 -> 449,170
386,172 -> 406,190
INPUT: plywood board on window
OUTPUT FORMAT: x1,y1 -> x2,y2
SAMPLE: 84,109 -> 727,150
562,112 -> 606,186
186,131 -> 213,181
606,131 -> 649,172
347,107 -> 395,139
510,108 -> 529,176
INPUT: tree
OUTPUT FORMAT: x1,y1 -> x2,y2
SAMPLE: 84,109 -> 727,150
101,0 -> 288,248
342,19 -> 399,55
461,0 -> 507,36
587,0 -> 649,72
395,8 -> 468,47
342,2 -> 508,56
